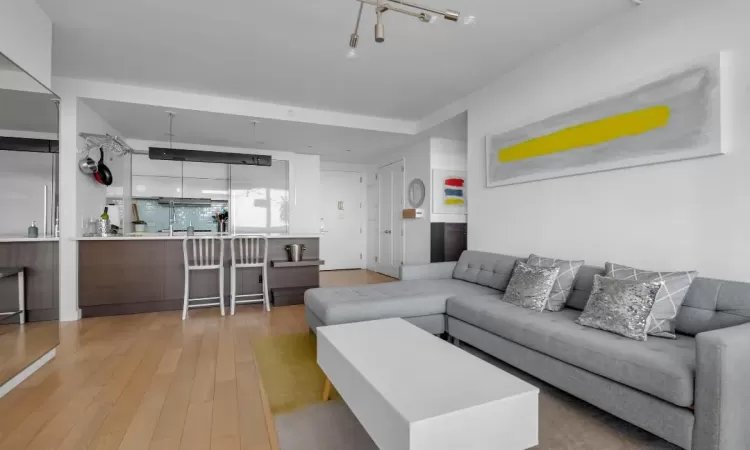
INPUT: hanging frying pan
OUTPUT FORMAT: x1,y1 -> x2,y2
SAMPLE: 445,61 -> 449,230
93,147 -> 113,186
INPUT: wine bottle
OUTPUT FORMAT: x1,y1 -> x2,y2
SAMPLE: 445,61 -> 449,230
100,206 -> 110,221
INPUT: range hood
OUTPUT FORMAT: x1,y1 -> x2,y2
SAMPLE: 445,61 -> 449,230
156,197 -> 213,206
148,147 -> 272,166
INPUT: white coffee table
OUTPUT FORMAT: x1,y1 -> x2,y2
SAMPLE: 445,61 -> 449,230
317,318 -> 539,450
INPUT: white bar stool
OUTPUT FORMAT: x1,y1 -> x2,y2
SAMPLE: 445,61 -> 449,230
230,236 -> 269,314
182,237 -> 225,320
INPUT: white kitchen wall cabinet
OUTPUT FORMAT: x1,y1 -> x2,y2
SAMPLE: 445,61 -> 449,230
131,154 -> 182,177
182,161 -> 228,179
132,175 -> 182,198
182,178 -> 229,201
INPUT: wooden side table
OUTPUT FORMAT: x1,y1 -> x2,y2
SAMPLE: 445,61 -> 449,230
0,267 -> 25,324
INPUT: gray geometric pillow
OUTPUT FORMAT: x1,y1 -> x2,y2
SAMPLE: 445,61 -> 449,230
527,254 -> 584,311
576,275 -> 663,341
502,261 -> 559,312
606,262 -> 698,339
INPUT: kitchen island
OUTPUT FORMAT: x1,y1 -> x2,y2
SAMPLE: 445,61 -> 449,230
75,234 -> 320,317
0,237 -> 59,322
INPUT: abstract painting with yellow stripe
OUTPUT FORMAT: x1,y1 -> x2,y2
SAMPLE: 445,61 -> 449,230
486,55 -> 723,187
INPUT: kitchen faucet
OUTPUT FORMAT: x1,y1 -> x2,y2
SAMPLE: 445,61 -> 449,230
168,200 -> 176,236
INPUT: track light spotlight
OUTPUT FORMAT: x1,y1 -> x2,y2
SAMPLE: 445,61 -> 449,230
347,0 -> 468,56
375,10 -> 385,43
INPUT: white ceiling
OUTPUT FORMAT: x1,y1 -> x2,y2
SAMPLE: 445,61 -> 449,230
82,99 -> 466,163
41,0 -> 633,120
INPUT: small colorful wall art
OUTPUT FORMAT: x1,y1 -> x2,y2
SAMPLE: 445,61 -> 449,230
433,170 -> 467,214
485,54 -> 725,187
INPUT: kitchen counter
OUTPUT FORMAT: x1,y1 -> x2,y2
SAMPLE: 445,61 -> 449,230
0,237 -> 60,243
77,235 -> 320,317
72,233 -> 319,241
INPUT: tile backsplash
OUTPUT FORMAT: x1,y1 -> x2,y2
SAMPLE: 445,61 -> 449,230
135,199 -> 228,232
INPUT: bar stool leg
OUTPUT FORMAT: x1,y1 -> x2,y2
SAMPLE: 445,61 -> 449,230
182,267 -> 189,321
18,269 -> 25,325
262,263 -> 270,312
219,266 -> 225,317
230,264 -> 236,316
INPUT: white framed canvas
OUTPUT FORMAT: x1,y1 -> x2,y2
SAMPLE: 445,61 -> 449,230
486,53 -> 726,187
432,170 -> 466,215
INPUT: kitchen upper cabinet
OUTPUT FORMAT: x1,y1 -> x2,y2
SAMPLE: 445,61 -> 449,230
183,161 -> 228,179
182,178 -> 229,201
132,175 -> 182,198
132,154 -> 183,177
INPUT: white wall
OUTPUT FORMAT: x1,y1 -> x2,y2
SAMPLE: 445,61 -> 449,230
77,101 -> 127,232
367,139 -> 432,269
55,100 -> 126,321
466,0 -> 750,280
430,137 -> 467,223
0,0 -> 52,88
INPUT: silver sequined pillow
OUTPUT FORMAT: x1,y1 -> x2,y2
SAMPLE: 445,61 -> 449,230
502,261 -> 560,312
606,262 -> 697,339
527,254 -> 584,311
576,275 -> 662,341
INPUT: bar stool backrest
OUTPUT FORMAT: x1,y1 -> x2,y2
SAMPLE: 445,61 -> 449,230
183,237 -> 224,269
231,236 -> 267,267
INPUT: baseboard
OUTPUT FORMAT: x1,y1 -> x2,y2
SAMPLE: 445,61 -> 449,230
0,347 -> 56,399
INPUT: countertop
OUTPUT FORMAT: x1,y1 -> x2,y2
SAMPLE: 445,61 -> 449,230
0,236 -> 60,243
72,233 -> 320,241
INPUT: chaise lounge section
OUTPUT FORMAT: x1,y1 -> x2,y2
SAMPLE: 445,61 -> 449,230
304,250 -> 750,450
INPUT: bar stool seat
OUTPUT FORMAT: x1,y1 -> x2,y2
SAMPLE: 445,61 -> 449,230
182,237 -> 224,320
0,267 -> 25,324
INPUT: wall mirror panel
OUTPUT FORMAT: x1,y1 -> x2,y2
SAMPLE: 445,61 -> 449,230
0,51 -> 60,393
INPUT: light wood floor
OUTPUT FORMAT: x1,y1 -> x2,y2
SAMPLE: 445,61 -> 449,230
0,321 -> 59,388
0,269 -> 394,450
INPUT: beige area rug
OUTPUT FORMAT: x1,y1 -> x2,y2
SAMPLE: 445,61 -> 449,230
251,332 -> 339,415
255,332 -> 679,450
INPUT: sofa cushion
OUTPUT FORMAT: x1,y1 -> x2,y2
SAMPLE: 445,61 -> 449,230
676,277 -> 750,336
606,262 -> 698,339
502,261 -> 559,312
527,254 -> 585,312
576,275 -> 662,341
566,265 -> 606,310
452,250 -> 522,291
447,295 -> 696,407
305,279 -> 498,325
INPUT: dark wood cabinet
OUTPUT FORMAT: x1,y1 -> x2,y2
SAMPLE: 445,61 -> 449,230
78,238 -> 320,317
431,222 -> 467,263
0,241 -> 59,322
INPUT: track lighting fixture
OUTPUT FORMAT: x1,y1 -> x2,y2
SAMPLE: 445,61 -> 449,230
347,0 -> 471,57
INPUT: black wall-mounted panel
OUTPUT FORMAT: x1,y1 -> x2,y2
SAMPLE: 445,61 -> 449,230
149,147 -> 272,166
0,137 -> 58,153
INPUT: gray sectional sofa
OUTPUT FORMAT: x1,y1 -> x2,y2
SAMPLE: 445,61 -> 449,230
304,250 -> 750,450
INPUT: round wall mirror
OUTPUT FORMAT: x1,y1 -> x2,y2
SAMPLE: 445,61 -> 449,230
408,178 -> 426,208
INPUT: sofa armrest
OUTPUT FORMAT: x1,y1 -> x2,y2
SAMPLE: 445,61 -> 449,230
693,322 -> 750,450
399,262 -> 457,281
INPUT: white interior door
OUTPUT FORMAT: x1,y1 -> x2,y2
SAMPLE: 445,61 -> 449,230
320,171 -> 364,271
376,161 -> 404,278
391,161 -> 404,269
